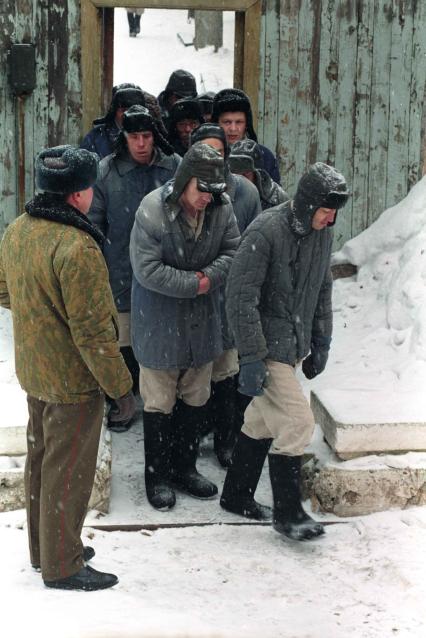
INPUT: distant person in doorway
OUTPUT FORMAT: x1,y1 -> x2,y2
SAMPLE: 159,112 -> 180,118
158,69 -> 198,130
127,8 -> 144,37
212,88 -> 281,184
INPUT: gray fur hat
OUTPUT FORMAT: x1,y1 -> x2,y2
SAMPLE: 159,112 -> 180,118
228,139 -> 264,173
170,141 -> 226,203
36,145 -> 99,194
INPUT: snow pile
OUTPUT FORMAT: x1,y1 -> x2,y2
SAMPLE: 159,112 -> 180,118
308,176 -> 426,424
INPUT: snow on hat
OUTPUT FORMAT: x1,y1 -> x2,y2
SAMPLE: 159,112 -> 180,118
165,69 -> 197,98
36,145 -> 99,194
190,122 -> 229,158
113,86 -> 146,110
169,98 -> 204,127
197,91 -> 215,116
228,139 -> 264,173
292,162 -> 350,235
211,88 -> 257,142
170,141 -> 226,203
121,105 -> 174,155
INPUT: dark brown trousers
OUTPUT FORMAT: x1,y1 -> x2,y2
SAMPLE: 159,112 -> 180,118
25,394 -> 104,581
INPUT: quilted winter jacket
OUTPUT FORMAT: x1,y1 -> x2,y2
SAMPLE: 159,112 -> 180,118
129,181 -> 240,369
226,200 -> 333,365
0,197 -> 132,403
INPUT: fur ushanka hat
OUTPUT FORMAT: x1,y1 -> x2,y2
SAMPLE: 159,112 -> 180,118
36,145 -> 99,194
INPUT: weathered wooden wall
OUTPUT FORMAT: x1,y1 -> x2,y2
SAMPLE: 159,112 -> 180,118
258,0 -> 426,248
0,0 -> 82,235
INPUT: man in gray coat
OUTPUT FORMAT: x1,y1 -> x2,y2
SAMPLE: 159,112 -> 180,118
89,105 -> 180,432
222,162 -> 350,541
129,142 -> 240,510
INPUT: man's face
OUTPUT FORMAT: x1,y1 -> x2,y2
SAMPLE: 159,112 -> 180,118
218,111 -> 247,145
68,187 -> 93,215
181,176 -> 212,212
311,207 -> 336,230
126,131 -> 154,164
176,119 -> 199,148
242,170 -> 255,182
200,137 -> 225,157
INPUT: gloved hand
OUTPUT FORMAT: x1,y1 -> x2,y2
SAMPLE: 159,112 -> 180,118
302,348 -> 329,380
109,391 -> 136,423
238,360 -> 268,397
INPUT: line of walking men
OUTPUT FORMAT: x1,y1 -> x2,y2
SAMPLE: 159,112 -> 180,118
0,68 -> 350,591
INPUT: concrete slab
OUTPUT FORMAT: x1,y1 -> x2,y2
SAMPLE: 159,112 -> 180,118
303,450 -> 426,517
311,390 -> 426,459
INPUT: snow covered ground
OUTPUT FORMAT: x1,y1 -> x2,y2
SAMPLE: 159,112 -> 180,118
1,8 -> 426,638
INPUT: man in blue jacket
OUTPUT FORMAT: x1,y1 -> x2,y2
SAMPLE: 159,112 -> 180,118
89,105 -> 180,432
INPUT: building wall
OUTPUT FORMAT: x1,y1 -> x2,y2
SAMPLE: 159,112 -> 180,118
258,0 -> 426,248
0,0 -> 82,235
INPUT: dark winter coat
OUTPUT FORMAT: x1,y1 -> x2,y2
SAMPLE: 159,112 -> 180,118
253,169 -> 289,210
129,181 -> 240,369
88,148 -> 181,312
259,144 -> 281,185
80,121 -> 120,159
226,200 -> 333,366
0,194 -> 132,403
220,172 -> 261,349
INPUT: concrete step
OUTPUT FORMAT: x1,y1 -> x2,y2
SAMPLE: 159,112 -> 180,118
311,390 -> 426,460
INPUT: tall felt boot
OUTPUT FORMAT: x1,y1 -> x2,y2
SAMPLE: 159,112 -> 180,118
268,454 -> 324,540
170,400 -> 218,499
220,432 -> 272,520
134,14 -> 141,34
143,411 -> 176,510
120,346 -> 140,395
212,376 -> 239,468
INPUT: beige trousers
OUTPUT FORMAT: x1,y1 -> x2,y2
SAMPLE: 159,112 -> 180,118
242,360 -> 315,456
211,348 -> 239,383
117,312 -> 131,348
139,363 -> 213,414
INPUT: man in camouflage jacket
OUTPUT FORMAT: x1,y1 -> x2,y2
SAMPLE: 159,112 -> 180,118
0,146 -> 135,591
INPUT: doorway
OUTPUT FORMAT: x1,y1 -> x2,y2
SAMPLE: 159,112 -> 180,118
80,0 -> 262,135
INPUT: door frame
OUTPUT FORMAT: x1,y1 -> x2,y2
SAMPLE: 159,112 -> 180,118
80,0 -> 262,134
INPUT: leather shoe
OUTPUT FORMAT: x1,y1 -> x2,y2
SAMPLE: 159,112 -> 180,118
44,565 -> 118,591
32,545 -> 95,570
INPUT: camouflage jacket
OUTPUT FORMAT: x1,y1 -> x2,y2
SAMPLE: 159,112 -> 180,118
0,194 -> 132,404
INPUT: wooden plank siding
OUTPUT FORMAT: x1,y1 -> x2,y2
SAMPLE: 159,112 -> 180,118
262,0 -> 426,248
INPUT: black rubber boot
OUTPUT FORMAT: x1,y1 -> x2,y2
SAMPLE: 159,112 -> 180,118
268,454 -> 325,540
170,400 -> 218,499
220,432 -> 272,520
212,376 -> 239,468
143,411 -> 176,510
44,565 -> 118,591
135,14 -> 141,34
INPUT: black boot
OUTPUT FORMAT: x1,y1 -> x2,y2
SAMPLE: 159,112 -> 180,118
127,11 -> 136,36
143,411 -> 176,510
121,346 -> 140,395
212,376 -> 239,468
44,565 -> 118,591
170,401 -> 218,499
220,432 -> 272,520
269,454 -> 325,540
135,14 -> 141,34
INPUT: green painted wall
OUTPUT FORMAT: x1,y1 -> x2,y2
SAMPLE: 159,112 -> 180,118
258,0 -> 426,249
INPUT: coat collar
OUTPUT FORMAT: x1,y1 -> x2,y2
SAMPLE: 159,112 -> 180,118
114,147 -> 173,176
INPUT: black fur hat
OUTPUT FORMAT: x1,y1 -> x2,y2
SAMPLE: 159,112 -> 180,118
292,162 -> 350,235
211,88 -> 257,142
165,69 -> 197,98
228,139 -> 264,173
190,122 -> 229,159
197,91 -> 215,117
168,98 -> 204,127
96,83 -> 146,126
170,141 -> 226,203
118,105 -> 174,156
36,145 -> 99,194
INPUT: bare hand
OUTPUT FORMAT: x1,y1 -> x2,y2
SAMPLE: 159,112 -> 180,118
197,276 -> 211,295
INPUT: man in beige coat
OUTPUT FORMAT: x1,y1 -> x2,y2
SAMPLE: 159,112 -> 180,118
0,145 -> 135,590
